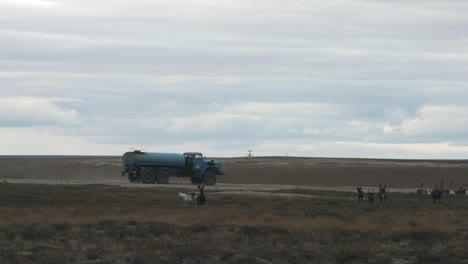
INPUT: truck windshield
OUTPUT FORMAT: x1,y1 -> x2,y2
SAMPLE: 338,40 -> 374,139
194,154 -> 202,160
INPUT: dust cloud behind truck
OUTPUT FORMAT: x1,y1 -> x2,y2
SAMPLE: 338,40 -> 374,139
121,150 -> 224,185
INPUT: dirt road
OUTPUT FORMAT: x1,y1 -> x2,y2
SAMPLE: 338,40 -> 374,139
0,178 -> 427,195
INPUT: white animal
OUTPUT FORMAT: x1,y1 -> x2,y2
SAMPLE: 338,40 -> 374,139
178,192 -> 197,205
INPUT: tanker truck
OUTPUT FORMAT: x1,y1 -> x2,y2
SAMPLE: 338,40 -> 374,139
121,150 -> 224,185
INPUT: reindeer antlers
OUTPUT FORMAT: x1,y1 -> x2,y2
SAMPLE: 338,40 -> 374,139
379,181 -> 387,190
198,183 -> 205,190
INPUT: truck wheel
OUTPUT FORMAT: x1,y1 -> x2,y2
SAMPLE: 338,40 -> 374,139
128,173 -> 141,183
203,171 -> 217,185
155,168 -> 170,184
141,168 -> 156,184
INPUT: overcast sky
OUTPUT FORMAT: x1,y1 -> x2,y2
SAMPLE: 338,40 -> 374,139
1,0 -> 468,158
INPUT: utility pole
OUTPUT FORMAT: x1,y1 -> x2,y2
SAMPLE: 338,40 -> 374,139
247,149 -> 253,158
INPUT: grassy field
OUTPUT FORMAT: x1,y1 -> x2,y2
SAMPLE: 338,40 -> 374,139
0,183 -> 467,264
1,157 -> 468,188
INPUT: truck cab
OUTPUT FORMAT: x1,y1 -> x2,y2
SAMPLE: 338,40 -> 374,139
183,152 -> 224,185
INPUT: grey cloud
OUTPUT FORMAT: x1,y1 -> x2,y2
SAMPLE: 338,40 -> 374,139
1,0 -> 468,157
0,97 -> 81,127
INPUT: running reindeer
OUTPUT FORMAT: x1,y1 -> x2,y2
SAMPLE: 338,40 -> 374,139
378,182 -> 387,204
178,183 -> 206,206
446,181 -> 455,195
416,184 -> 428,195
431,181 -> 444,203
178,192 -> 197,206
455,184 -> 467,195
196,183 -> 206,205
356,185 -> 364,203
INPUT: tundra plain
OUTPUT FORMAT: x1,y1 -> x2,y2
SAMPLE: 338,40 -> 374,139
0,157 -> 467,263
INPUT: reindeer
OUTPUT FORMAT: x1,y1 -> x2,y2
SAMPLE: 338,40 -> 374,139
439,180 -> 448,195
455,184 -> 467,195
438,180 -> 456,195
178,192 -> 197,205
416,184 -> 427,195
431,181 -> 446,203
367,190 -> 374,204
196,183 -> 206,205
446,181 -> 455,195
356,186 -> 364,203
431,186 -> 443,203
378,182 -> 387,204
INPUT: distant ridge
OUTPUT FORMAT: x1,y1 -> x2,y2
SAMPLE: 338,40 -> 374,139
216,156 -> 468,164
0,155 -> 467,164
0,155 -> 120,159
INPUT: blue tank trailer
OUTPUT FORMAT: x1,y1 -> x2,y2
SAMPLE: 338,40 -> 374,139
121,150 -> 224,185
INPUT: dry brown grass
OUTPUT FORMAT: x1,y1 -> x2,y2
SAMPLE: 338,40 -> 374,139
0,183 -> 467,263
2,157 -> 468,188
